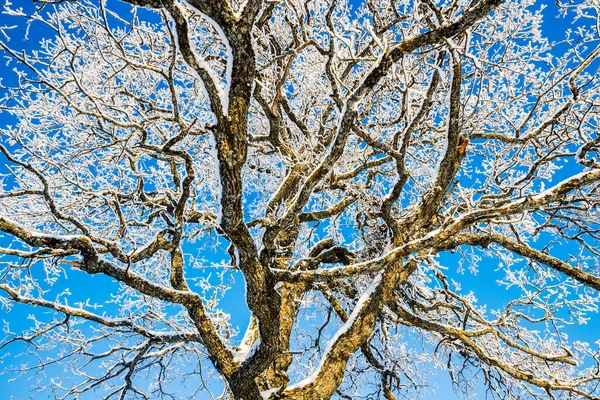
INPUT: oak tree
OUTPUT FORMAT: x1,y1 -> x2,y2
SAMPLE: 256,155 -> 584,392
1,0 -> 600,398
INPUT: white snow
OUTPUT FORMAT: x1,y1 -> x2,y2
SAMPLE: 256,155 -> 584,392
232,335 -> 260,363
260,387 -> 281,399
181,0 -> 232,116
232,316 -> 260,363
530,170 -> 594,202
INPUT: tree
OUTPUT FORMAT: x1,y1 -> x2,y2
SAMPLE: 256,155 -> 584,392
1,0 -> 600,398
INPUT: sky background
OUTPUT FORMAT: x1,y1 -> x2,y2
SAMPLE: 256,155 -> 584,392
0,0 -> 598,399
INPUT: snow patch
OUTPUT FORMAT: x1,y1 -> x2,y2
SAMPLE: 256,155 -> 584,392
260,387 -> 281,399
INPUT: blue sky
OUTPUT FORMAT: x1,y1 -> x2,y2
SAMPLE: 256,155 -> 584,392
0,0 -> 598,399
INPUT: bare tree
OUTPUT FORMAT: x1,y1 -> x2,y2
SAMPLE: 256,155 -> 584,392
1,0 -> 600,398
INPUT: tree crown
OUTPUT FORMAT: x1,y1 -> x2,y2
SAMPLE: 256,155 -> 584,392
1,0 -> 600,398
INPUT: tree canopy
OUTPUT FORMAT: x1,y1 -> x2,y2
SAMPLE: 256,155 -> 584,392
1,0 -> 600,398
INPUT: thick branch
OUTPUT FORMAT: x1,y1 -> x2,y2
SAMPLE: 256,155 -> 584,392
450,233 -> 600,291
0,285 -> 201,344
282,261 -> 416,399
